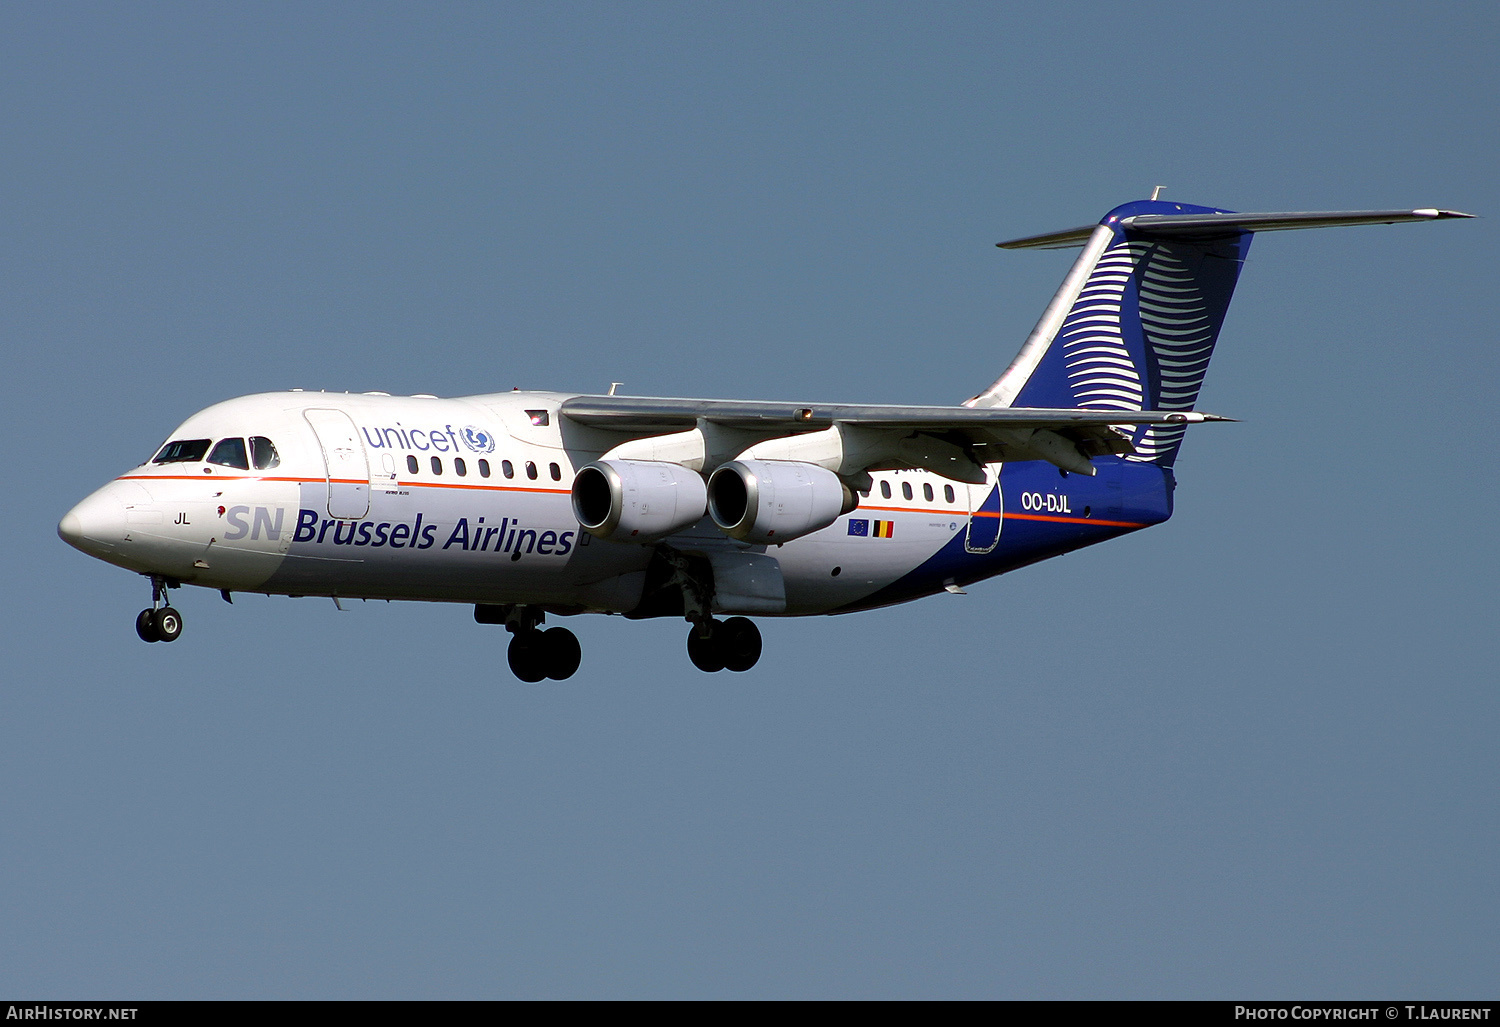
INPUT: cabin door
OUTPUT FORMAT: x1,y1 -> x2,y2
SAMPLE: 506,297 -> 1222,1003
964,473 -> 1002,554
303,409 -> 371,519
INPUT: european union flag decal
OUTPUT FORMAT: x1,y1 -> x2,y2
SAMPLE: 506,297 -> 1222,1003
847,519 -> 869,537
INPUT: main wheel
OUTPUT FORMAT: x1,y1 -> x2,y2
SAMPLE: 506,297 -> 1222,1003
507,633 -> 548,683
152,606 -> 183,642
719,617 -> 762,672
136,609 -> 160,643
687,622 -> 726,673
541,627 -> 581,680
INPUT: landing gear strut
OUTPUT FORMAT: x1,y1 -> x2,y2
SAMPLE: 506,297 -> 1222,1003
686,616 -> 762,673
477,604 -> 581,682
136,575 -> 183,643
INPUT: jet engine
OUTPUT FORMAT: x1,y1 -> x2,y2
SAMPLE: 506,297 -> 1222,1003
707,460 -> 855,545
571,460 -> 707,542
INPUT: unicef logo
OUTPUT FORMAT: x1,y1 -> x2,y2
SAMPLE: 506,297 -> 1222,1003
460,426 -> 497,454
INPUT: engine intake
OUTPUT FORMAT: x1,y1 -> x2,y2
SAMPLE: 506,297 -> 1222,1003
707,460 -> 855,544
572,460 -> 707,542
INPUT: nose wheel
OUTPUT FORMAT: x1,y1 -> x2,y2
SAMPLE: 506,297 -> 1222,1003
135,576 -> 184,643
686,617 -> 762,673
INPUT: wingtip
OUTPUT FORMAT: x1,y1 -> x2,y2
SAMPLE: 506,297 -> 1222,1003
1165,411 -> 1238,424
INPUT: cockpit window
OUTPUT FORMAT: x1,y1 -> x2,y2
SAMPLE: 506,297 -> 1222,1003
152,439 -> 211,464
250,436 -> 280,470
208,438 -> 250,469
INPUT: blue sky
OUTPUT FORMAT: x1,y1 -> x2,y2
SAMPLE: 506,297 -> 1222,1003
2,1 -> 1496,998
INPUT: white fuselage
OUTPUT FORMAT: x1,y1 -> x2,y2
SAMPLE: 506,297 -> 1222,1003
60,390 -> 995,617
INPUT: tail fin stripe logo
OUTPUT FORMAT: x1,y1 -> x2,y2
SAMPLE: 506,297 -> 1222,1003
1139,312 -> 1206,325
1056,237 -> 1146,416
1067,352 -> 1137,366
998,203 -> 1254,468
1068,375 -> 1139,390
991,198 -> 1465,464
1067,364 -> 1138,379
1034,232 -> 1234,465
1130,240 -> 1223,462
1068,375 -> 1141,390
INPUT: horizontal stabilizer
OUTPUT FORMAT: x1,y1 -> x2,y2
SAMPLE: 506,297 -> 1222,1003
998,208 -> 1473,249
1120,208 -> 1474,236
995,225 -> 1098,250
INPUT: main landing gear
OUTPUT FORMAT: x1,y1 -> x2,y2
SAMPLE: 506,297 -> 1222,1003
476,604 -> 581,682
686,616 -> 762,673
648,548 -> 763,674
135,575 -> 183,643
508,627 -> 581,683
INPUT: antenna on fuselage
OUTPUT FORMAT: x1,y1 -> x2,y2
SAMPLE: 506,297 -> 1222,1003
608,382 -> 623,396
1150,185 -> 1166,201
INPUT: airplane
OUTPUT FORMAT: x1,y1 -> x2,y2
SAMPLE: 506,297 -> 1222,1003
58,197 -> 1471,681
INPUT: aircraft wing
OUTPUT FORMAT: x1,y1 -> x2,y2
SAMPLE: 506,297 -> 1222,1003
559,395 -> 1233,476
560,395 -> 1228,432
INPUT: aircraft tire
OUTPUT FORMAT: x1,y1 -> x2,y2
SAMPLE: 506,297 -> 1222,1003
507,633 -> 548,683
719,617 -> 762,672
542,627 -> 581,681
136,609 -> 161,643
152,607 -> 183,642
687,622 -> 726,673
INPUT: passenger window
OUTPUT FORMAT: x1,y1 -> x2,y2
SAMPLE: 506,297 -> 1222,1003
478,459 -> 491,478
525,461 -> 537,480
407,455 -> 419,474
455,457 -> 467,477
431,457 -> 443,475
250,436 -> 280,470
923,483 -> 933,502
208,438 -> 250,469
944,484 -> 955,504
152,439 -> 211,464
549,462 -> 561,481
880,480 -> 891,499
502,460 -> 514,479
901,482 -> 913,501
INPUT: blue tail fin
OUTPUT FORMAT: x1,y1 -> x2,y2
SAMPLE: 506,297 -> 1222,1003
971,200 -> 1471,467
971,199 -> 1252,468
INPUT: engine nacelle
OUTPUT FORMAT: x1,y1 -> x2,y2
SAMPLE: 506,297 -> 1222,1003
707,460 -> 855,545
571,460 -> 707,542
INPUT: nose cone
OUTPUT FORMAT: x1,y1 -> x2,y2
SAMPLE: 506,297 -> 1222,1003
58,480 -> 150,559
57,508 -> 85,546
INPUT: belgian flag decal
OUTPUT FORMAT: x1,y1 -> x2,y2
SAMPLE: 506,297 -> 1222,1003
872,519 -> 895,538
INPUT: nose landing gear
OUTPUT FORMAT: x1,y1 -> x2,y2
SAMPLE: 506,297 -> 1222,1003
135,575 -> 183,643
686,616 -> 762,673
